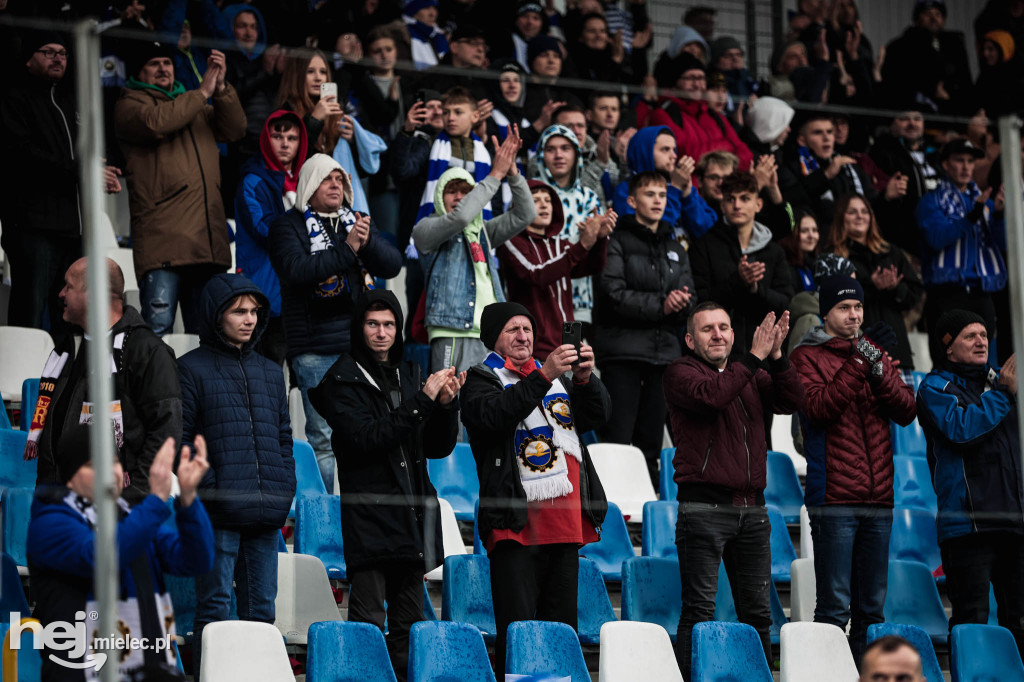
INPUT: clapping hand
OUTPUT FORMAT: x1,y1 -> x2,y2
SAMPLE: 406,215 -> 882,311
440,370 -> 467,405
345,214 -> 371,252
738,255 -> 766,292
176,435 -> 210,507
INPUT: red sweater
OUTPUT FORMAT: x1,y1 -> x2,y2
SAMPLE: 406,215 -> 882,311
643,96 -> 753,171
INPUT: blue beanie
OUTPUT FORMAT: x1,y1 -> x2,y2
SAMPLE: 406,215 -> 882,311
404,0 -> 438,16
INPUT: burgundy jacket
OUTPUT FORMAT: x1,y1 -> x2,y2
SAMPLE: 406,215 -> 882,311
665,352 -> 805,505
791,330 -> 917,507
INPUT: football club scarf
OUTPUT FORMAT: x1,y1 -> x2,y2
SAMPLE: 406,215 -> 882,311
798,146 -> 863,199
304,203 -> 375,299
484,352 -> 581,502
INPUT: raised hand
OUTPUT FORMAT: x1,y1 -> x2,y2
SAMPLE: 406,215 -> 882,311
440,370 -> 467,405
750,312 -> 777,360
671,155 -> 696,192
176,435 -> 210,507
999,354 -> 1017,394
339,114 -> 355,141
541,344 -> 579,381
770,311 -> 790,359
313,94 -> 343,121
403,100 -> 428,132
533,99 -> 567,132
572,343 -> 596,383
738,255 -> 766,291
489,128 -> 521,180
424,367 -> 456,400
596,129 -> 611,165
614,127 -> 637,160
148,437 -> 176,502
346,215 -> 371,252
885,171 -> 908,200
825,155 -> 855,179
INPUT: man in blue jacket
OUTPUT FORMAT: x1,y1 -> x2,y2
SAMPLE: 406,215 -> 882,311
917,309 -> 1024,657
234,110 -> 308,365
178,273 -> 296,680
27,424 -> 214,682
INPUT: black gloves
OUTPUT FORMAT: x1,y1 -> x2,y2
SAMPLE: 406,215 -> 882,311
862,321 -> 898,351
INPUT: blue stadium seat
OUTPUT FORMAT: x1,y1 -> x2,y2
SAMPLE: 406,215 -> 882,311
768,505 -> 797,583
714,560 -> 789,644
306,621 -> 398,682
577,557 -> 616,645
289,439 -> 327,519
889,507 -> 942,577
0,552 -> 30,615
404,343 -> 430,378
0,404 -> 10,430
990,585 -> 999,626
691,621 -> 773,682
0,620 -> 43,682
579,502 -> 634,581
867,623 -> 944,682
582,430 -> 600,445
766,451 -> 803,523
641,500 -> 677,559
951,624 -> 1024,682
440,554 -> 496,642
883,559 -> 949,644
894,456 -> 938,513
620,556 -> 681,640
426,443 -> 479,521
422,583 -> 437,621
660,447 -> 677,501
506,620 -> 590,682
277,531 -> 288,553
891,419 -> 928,457
408,620 -> 497,682
19,379 -> 39,432
2,487 -> 31,566
472,499 -> 485,555
0,428 -> 36,492
294,493 -> 347,580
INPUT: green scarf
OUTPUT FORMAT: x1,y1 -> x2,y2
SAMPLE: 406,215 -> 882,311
125,76 -> 187,100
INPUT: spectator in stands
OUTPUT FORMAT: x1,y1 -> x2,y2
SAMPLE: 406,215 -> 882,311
741,96 -> 794,159
27,425 -> 213,681
791,276 -> 916,666
611,126 -> 717,243
499,180 -> 612,360
528,104 -> 620,205
974,30 -> 1024,118
570,13 -> 636,84
780,112 -> 903,246
916,139 -> 1006,365
664,25 -> 709,65
461,301 -> 611,681
859,636 -> 926,682
269,154 -> 402,492
594,172 -> 694,487
498,1 -> 549,71
418,23 -> 490,101
829,194 -> 923,375
881,0 -> 972,113
413,132 -> 535,373
665,303 -> 803,680
179,273 -> 295,681
234,111 -> 308,365
709,36 -> 757,114
765,39 -> 832,104
689,172 -> 794,355
684,6 -> 715,42
310,290 -> 462,681
0,31 -> 121,334
780,207 -> 821,294
276,49 -> 344,158
694,150 -> 738,209
975,0 -> 1024,67
488,61 -> 531,148
524,35 -> 585,119
25,257 -> 182,505
114,42 -> 245,336
404,0 -> 449,70
917,310 -> 1024,657
863,108 -> 939,255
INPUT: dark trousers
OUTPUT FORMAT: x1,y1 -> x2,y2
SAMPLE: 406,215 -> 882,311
3,228 -> 80,336
674,502 -> 772,681
348,564 -> 426,682
489,541 -> 579,679
256,316 -> 289,368
598,361 -> 666,489
941,531 -> 1024,658
924,285 -> 997,366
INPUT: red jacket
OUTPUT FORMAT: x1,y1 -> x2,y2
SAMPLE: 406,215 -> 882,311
665,353 -> 805,505
643,96 -> 754,171
791,330 -> 917,507
498,181 -> 607,359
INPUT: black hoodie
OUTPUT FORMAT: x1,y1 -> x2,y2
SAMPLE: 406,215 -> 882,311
309,290 -> 459,572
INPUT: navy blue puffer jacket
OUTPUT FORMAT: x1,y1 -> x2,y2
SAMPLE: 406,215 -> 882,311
179,273 -> 296,530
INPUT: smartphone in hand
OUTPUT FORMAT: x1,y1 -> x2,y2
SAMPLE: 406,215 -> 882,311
320,82 -> 338,100
562,321 -> 583,365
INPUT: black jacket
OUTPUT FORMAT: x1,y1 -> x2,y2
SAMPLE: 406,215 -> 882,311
310,290 -> 458,572
390,126 -> 437,250
689,220 -> 794,355
461,362 -> 611,543
593,215 -> 695,365
268,207 -> 403,359
864,132 -> 940,253
36,306 -> 182,504
178,274 -> 296,530
881,25 -> 973,114
0,70 -> 80,237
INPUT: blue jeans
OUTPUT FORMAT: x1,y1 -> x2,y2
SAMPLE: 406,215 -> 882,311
809,505 -> 893,665
675,502 -> 772,681
193,527 -> 280,681
292,352 -> 340,492
140,265 -> 222,336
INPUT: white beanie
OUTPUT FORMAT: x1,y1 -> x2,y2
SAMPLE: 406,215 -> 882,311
296,153 -> 354,210
747,97 -> 795,144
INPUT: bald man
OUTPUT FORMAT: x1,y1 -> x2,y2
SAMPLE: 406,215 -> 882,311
859,635 -> 926,682
25,257 -> 182,503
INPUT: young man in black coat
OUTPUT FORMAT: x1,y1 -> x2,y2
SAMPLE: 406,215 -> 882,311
310,290 -> 462,682
594,171 -> 695,488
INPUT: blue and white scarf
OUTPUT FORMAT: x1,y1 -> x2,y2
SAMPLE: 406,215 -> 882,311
417,131 -> 494,224
403,15 -> 449,70
798,146 -> 863,200
485,352 -> 581,502
304,203 -> 374,298
935,176 -> 983,221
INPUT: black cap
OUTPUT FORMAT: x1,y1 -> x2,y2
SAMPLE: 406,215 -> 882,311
125,38 -> 176,80
517,1 -> 543,16
935,309 -> 988,349
938,138 -> 984,162
818,275 -> 864,316
22,29 -> 68,62
527,35 -> 562,67
480,302 -> 536,351
451,23 -> 486,43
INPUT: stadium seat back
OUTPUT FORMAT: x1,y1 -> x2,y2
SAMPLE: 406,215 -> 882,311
506,620 -> 590,682
578,557 -> 616,645
408,620 -> 496,682
294,493 -> 346,580
580,502 -> 634,581
691,621 -> 773,682
641,500 -> 677,559
306,621 -> 398,682
440,554 -> 496,640
867,623 -> 944,682
426,443 -> 479,521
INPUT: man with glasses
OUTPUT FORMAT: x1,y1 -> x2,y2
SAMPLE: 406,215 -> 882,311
0,31 -> 121,333
416,24 -> 491,103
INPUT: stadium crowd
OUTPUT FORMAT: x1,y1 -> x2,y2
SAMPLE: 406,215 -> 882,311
1,0 -> 1023,679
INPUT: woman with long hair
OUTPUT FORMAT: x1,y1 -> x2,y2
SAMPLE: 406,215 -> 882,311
780,207 -> 821,293
829,193 -> 923,373
276,49 -> 345,156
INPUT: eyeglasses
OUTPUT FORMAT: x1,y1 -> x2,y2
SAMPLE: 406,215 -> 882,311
37,48 -> 68,60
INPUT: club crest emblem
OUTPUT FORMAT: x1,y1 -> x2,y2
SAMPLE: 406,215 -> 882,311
546,397 -> 574,429
518,435 -> 558,472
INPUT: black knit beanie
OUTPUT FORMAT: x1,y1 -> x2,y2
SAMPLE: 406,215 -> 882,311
818,275 -> 864,316
480,302 -> 536,351
935,309 -> 988,350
